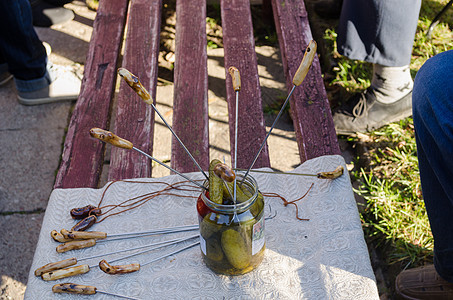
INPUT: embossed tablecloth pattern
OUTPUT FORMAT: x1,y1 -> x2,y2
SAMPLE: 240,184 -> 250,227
25,155 -> 379,299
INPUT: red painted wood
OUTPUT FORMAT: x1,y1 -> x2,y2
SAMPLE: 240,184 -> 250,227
171,0 -> 209,174
220,0 -> 271,169
109,0 -> 163,181
54,0 -> 129,189
271,0 -> 340,162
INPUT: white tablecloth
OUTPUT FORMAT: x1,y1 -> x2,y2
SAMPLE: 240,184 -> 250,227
25,155 -> 379,299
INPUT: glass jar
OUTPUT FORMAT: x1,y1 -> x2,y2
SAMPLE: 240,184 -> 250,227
196,174 -> 265,275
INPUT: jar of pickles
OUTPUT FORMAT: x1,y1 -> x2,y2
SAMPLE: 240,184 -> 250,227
196,173 -> 265,275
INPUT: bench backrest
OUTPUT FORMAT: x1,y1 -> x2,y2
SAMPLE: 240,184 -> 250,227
54,0 -> 339,189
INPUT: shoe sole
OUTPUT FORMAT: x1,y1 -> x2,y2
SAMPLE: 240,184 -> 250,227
335,108 -> 413,135
0,74 -> 13,86
17,95 -> 78,106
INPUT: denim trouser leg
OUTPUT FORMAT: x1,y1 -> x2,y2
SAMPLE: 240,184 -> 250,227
0,0 -> 50,91
337,0 -> 421,67
412,50 -> 453,282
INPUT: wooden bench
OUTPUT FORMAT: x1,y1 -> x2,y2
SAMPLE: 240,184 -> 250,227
54,0 -> 340,189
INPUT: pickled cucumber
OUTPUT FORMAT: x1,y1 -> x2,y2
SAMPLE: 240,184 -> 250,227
200,213 -> 223,240
209,159 -> 224,204
221,229 -> 251,269
222,181 -> 251,202
205,237 -> 224,262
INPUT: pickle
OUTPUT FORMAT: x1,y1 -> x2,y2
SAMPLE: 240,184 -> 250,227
209,159 -> 224,204
221,229 -> 251,269
222,181 -> 251,203
200,213 -> 223,240
205,237 -> 224,262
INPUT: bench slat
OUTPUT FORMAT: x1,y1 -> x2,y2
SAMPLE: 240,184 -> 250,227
54,0 -> 129,188
171,0 -> 210,173
109,0 -> 162,181
271,0 -> 340,161
221,0 -> 271,169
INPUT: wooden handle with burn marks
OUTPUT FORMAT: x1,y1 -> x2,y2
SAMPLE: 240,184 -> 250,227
52,283 -> 96,294
292,40 -> 317,86
317,165 -> 344,179
228,66 -> 241,91
42,264 -> 90,281
35,257 -> 77,276
56,239 -> 96,253
90,128 -> 133,150
213,163 -> 236,182
51,230 -> 73,243
61,229 -> 107,240
117,67 -> 153,105
99,260 -> 140,274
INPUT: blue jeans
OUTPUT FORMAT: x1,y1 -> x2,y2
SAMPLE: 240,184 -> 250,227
412,50 -> 453,282
0,0 -> 51,92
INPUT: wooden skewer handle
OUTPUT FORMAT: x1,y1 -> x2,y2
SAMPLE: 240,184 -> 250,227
42,264 -> 90,281
34,257 -> 77,276
56,239 -> 96,253
99,259 -> 141,274
317,165 -> 344,179
52,282 -> 96,295
228,66 -> 241,91
90,128 -> 133,149
51,230 -> 73,243
117,67 -> 153,105
61,229 -> 107,240
292,40 -> 317,86
213,163 -> 236,182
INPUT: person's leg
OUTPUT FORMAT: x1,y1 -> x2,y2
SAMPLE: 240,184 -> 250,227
332,0 -> 421,134
337,0 -> 421,67
0,0 -> 47,81
0,0 -> 80,105
413,50 -> 453,280
395,50 -> 453,299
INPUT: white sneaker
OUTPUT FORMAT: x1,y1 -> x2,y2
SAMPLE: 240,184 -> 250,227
17,64 -> 81,106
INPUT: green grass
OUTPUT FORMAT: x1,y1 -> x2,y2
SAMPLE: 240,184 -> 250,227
324,0 -> 453,269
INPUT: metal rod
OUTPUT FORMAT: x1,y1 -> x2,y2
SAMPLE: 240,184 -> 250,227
98,227 -> 198,243
141,241 -> 200,267
107,224 -> 198,238
241,85 -> 297,184
97,290 -> 141,300
234,168 -> 318,177
132,147 -> 207,190
89,235 -> 199,268
82,235 -> 199,263
233,90 -> 239,203
149,103 -> 209,181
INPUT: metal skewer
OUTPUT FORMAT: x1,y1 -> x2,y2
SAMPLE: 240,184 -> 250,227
141,241 -> 199,267
228,67 -> 240,203
234,165 -> 344,179
58,224 -> 198,244
88,234 -> 199,268
39,235 -> 199,280
117,68 -> 209,181
53,282 -> 141,299
89,128 -> 207,190
241,40 -> 318,184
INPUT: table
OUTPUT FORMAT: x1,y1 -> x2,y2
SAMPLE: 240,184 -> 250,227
25,155 -> 379,299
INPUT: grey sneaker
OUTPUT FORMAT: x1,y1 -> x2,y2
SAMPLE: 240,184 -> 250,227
332,88 -> 413,135
17,64 -> 81,106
